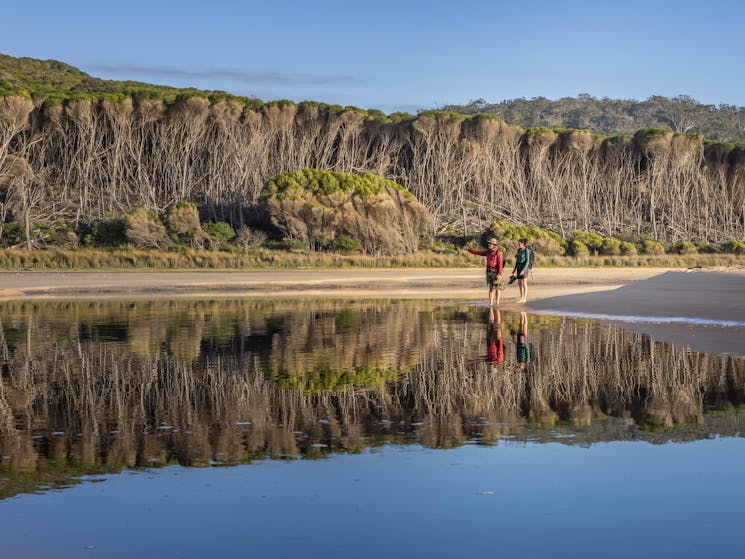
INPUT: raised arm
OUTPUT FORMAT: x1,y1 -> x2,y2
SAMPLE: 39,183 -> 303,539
466,247 -> 488,256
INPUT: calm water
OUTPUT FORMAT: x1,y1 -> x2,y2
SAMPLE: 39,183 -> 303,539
1,299 -> 744,558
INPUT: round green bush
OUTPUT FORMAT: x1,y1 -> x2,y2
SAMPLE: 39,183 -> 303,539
569,240 -> 590,256
331,234 -> 362,252
166,202 -> 205,247
721,240 -> 745,254
619,241 -> 637,255
531,237 -> 565,256
82,219 -> 126,247
600,237 -> 622,256
572,230 -> 604,252
125,208 -> 168,250
1,221 -> 26,247
484,221 -> 567,255
262,168 -> 410,201
641,240 -> 665,255
202,221 -> 236,242
668,240 -> 698,255
695,242 -> 718,254
261,168 -> 430,255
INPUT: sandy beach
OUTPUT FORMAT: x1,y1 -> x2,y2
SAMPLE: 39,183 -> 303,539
0,266 -> 743,355
0,267 -> 666,300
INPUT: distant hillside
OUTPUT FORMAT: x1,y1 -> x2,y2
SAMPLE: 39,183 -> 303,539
440,95 -> 745,142
0,52 -> 407,118
0,52 -> 253,106
3,52 -> 744,141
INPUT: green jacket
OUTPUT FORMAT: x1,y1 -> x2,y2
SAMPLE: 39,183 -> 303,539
515,248 -> 529,272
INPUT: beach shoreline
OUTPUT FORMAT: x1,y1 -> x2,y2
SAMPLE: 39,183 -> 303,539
0,267 -> 667,300
525,268 -> 745,355
0,267 -> 742,355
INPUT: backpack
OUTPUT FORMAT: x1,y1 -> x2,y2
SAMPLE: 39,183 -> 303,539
527,246 -> 535,269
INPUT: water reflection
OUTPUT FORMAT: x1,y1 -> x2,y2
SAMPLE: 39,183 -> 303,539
0,299 -> 744,500
512,312 -> 532,370
484,308 -> 504,367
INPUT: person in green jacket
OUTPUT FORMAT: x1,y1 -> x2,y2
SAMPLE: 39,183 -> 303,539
514,312 -> 531,370
511,238 -> 533,303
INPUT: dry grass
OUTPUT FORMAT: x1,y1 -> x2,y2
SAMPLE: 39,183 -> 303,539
537,253 -> 745,268
0,247 -> 744,270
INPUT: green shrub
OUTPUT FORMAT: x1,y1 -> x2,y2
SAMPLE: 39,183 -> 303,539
265,238 -> 310,252
125,208 -> 168,250
485,221 -> 566,255
421,238 -> 460,254
465,238 -> 485,251
619,241 -> 637,255
83,219 -> 126,247
569,240 -> 590,256
571,230 -> 604,252
202,221 -> 235,243
600,237 -> 622,255
1,221 -> 26,247
166,202 -> 206,248
634,127 -> 672,144
695,241 -> 718,254
330,234 -> 362,252
262,168 -> 410,201
261,169 -> 429,255
721,240 -> 745,254
531,237 -> 565,256
641,239 -> 665,255
668,240 -> 698,255
282,238 -> 310,252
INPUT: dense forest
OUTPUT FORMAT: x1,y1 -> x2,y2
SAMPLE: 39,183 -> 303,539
1,53 -> 744,253
440,95 -> 745,142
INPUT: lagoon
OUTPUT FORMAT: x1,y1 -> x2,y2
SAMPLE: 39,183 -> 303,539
1,299 -> 743,558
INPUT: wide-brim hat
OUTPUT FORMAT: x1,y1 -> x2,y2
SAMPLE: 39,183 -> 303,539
487,238 -> 498,245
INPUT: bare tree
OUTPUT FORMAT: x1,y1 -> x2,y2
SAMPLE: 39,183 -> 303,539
0,94 -> 742,246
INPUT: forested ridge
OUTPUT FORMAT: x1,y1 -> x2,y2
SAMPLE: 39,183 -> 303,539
0,53 -> 744,254
441,95 -> 745,143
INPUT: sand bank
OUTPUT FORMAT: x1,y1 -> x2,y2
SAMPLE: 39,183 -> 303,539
527,268 -> 745,355
0,267 -> 664,300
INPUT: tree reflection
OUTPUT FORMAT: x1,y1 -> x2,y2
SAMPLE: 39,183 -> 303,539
0,299 -> 744,499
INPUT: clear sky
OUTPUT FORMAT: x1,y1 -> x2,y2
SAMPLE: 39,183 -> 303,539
2,0 -> 743,113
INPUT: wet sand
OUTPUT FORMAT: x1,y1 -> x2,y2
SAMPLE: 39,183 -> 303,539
0,267 -> 663,300
526,268 -> 745,355
0,266 -> 742,354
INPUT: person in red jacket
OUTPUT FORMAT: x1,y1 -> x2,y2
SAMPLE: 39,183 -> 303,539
466,237 -> 504,306
485,307 -> 505,367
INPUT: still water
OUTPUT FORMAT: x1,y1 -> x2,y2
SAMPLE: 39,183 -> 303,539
1,299 -> 744,558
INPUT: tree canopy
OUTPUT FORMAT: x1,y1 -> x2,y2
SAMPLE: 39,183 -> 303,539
440,95 -> 745,142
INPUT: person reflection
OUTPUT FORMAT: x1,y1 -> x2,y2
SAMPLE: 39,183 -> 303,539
485,307 -> 504,367
513,312 -> 532,370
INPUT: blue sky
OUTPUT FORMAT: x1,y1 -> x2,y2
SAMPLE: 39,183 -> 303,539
2,0 -> 743,112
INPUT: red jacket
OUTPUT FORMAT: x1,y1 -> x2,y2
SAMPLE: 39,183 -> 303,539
487,338 -> 505,365
467,247 -> 504,273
